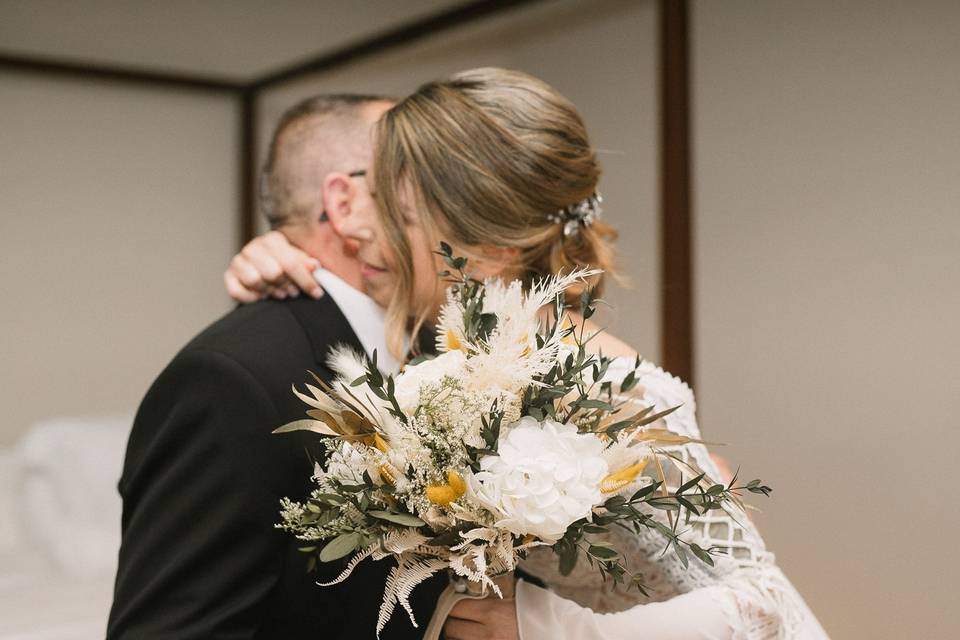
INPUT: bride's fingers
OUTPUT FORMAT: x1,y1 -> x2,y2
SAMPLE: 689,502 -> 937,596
276,255 -> 323,299
262,231 -> 323,298
442,617 -> 486,640
224,270 -> 262,304
265,285 -> 287,300
448,598 -> 489,622
447,597 -> 519,640
240,240 -> 286,286
264,277 -> 300,299
229,254 -> 269,293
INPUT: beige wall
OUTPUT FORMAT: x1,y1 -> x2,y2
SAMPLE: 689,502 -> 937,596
0,73 -> 238,446
693,1 -> 960,638
255,0 -> 661,358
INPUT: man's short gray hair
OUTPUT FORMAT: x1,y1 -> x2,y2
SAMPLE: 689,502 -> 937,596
259,93 -> 392,229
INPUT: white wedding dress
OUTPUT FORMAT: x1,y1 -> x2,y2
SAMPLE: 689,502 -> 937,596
514,358 -> 830,639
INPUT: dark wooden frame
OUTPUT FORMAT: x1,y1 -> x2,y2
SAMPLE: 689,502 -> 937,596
0,0 -> 694,380
658,0 -> 694,384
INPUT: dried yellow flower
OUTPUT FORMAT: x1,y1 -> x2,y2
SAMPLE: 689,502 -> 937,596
600,459 -> 649,494
445,329 -> 463,352
426,470 -> 467,506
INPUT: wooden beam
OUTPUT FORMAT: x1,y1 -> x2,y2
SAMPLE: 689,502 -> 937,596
250,0 -> 548,91
659,0 -> 694,386
0,51 -> 241,93
239,90 -> 258,248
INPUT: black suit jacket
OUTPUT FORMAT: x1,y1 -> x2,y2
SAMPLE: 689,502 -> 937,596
108,296 -> 444,639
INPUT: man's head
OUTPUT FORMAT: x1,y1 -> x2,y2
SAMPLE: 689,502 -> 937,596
259,94 -> 394,288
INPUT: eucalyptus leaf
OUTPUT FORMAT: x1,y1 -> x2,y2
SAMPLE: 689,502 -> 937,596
588,545 -> 619,560
678,472 -> 706,494
319,532 -> 361,562
631,481 -> 661,501
604,495 -> 627,508
647,497 -> 680,511
706,483 -> 726,496
350,375 -> 367,387
558,546 -> 579,576
578,399 -> 614,411
677,496 -> 700,515
689,543 -> 715,566
369,511 -> 426,527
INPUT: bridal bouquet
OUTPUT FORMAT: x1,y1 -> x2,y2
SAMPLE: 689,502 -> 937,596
276,245 -> 770,636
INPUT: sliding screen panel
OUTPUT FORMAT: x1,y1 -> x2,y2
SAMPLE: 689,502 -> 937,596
0,73 -> 238,445
693,2 -> 960,637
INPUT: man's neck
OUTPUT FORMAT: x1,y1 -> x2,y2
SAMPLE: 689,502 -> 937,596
287,228 -> 364,292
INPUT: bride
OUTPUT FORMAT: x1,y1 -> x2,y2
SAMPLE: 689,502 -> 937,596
225,68 -> 828,639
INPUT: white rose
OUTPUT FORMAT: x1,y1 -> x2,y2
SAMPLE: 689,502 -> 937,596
465,417 -> 609,542
394,350 -> 468,412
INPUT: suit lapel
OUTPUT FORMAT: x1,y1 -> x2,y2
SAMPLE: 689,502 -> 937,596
286,294 -> 440,374
284,295 -> 367,371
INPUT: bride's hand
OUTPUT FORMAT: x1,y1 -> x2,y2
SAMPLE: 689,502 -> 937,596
224,231 -> 323,302
444,597 -> 519,640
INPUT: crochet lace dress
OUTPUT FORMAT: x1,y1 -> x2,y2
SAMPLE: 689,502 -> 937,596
515,358 -> 830,639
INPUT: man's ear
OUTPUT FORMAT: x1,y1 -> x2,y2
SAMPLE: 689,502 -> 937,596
320,172 -> 353,234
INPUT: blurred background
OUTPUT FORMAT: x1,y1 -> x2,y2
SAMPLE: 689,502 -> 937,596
1,1 -> 958,638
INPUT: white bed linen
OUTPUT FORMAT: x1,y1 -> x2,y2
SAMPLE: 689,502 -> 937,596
0,415 -> 130,640
0,560 -> 113,640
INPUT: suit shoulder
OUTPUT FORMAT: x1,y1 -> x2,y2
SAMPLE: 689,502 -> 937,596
169,296 -> 350,397
185,299 -> 300,352
181,297 -> 332,365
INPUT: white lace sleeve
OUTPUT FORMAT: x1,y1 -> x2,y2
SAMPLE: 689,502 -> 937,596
516,358 -> 829,640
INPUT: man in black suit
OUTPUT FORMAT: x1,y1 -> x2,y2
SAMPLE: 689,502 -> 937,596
108,94 -> 442,638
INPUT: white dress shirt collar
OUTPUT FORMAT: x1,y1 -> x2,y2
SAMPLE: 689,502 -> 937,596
312,268 -> 401,375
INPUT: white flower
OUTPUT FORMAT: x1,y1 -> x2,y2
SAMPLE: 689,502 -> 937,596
326,441 -> 379,485
465,417 -> 609,542
394,350 -> 467,412
431,270 -> 601,399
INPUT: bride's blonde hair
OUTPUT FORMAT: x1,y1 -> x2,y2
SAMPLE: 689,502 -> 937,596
372,67 -> 618,356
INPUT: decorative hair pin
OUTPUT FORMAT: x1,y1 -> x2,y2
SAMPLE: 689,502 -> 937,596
548,192 -> 603,237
